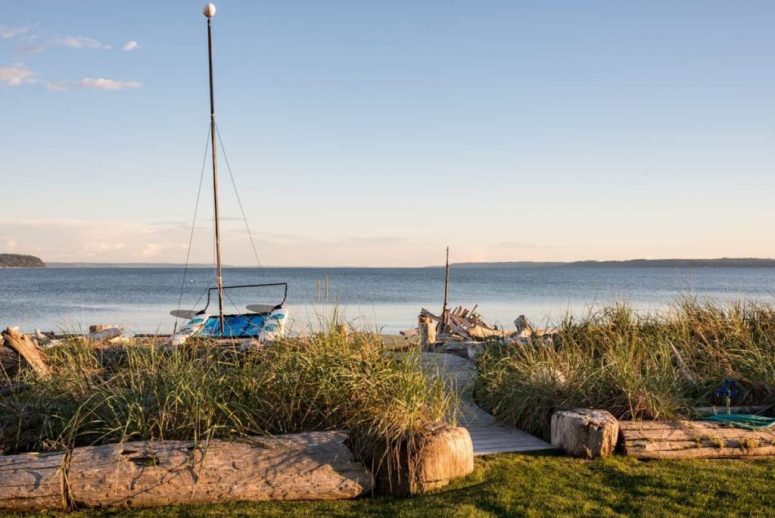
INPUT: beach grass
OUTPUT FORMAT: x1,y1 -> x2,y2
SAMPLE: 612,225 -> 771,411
0,323 -> 452,459
474,298 -> 775,440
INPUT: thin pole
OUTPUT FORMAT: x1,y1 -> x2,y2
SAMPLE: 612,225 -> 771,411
206,15 -> 225,334
442,246 -> 450,332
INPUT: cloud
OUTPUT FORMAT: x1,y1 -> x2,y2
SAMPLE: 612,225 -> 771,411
122,40 -> 140,51
0,64 -> 35,86
38,77 -> 142,92
0,25 -> 32,39
55,35 -> 112,50
46,81 -> 68,92
20,43 -> 47,55
8,30 -> 113,54
80,78 -> 142,90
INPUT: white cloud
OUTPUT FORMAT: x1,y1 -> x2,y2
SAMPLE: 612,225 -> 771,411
1,25 -> 116,54
0,64 -> 35,86
0,25 -> 32,39
46,81 -> 68,92
80,77 -> 141,90
20,43 -> 47,55
56,35 -> 112,50
14,34 -> 111,53
122,40 -> 140,51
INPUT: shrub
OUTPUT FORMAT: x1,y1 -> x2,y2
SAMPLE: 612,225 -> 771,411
474,300 -> 775,440
0,326 -> 451,457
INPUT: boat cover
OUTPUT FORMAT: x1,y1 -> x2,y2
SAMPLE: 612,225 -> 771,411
200,313 -> 281,338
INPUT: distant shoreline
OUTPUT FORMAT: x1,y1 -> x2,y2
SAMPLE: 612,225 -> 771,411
35,258 -> 775,268
0,254 -> 45,268
453,258 -> 775,268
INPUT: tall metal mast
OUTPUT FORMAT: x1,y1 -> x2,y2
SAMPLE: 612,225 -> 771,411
442,246 -> 450,333
204,3 -> 225,333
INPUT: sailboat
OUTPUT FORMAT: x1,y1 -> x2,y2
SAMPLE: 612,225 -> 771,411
170,4 -> 289,345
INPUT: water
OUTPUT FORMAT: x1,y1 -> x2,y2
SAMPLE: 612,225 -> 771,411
2,266 -> 775,335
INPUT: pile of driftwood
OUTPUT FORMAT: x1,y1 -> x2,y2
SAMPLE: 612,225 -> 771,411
418,306 -> 507,345
412,307 -> 557,358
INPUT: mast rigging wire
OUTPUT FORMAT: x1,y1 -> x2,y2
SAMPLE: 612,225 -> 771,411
174,126 -> 212,333
215,123 -> 263,268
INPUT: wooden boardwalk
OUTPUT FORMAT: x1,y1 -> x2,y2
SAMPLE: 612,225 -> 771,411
422,352 -> 554,456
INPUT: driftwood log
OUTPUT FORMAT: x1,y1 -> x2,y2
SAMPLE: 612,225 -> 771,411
352,425 -> 473,496
418,314 -> 437,348
551,409 -> 619,459
0,431 -> 372,512
1,327 -> 50,379
619,420 -> 775,460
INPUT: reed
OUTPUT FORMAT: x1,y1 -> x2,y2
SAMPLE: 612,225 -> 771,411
0,320 -> 451,458
474,299 -> 775,440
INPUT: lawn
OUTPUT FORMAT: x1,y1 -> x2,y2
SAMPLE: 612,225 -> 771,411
23,452 -> 775,517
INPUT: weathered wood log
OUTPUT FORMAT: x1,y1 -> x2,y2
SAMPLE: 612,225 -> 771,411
0,431 -> 372,512
0,451 -> 66,511
551,409 -> 619,459
352,425 -> 474,496
87,326 -> 122,342
1,327 -> 50,379
413,426 -> 473,493
89,324 -> 116,334
619,420 -> 775,459
419,314 -> 437,348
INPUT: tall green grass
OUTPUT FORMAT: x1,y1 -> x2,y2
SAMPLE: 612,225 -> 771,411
0,326 -> 451,456
475,299 -> 775,440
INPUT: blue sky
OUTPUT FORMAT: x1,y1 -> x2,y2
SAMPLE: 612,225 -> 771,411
2,1 -> 774,266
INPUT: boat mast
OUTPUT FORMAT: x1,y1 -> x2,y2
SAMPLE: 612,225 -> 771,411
442,246 -> 450,333
204,3 -> 225,333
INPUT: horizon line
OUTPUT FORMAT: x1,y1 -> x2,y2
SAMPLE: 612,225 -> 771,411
36,257 -> 775,269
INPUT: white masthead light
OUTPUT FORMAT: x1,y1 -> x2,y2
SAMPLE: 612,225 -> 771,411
203,3 -> 216,18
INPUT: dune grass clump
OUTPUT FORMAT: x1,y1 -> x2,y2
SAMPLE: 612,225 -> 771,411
474,299 -> 775,440
0,325 -> 451,457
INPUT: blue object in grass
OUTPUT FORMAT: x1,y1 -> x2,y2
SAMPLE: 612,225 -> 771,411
714,379 -> 740,402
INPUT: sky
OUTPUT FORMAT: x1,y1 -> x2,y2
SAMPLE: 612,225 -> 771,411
1,0 -> 774,267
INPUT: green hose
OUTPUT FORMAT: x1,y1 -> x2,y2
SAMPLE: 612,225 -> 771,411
703,413 -> 775,430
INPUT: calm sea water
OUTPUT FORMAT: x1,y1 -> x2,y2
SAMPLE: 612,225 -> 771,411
2,266 -> 775,335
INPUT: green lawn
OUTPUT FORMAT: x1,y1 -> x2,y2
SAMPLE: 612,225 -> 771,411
28,452 -> 775,518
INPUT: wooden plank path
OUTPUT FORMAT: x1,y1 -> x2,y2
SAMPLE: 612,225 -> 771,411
422,352 -> 554,456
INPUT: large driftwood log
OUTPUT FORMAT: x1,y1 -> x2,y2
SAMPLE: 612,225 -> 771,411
619,420 -> 775,460
0,432 -> 372,512
551,409 -> 619,459
418,314 -> 437,348
1,327 -> 50,379
413,426 -> 474,493
353,425 -> 474,496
